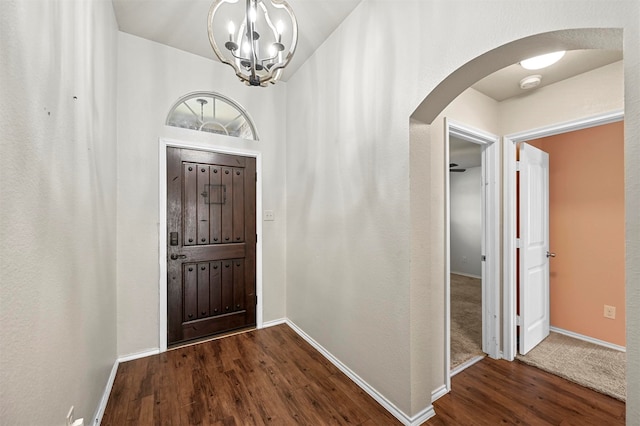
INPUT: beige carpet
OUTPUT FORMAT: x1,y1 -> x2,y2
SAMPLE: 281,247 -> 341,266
450,274 -> 483,368
517,332 -> 626,401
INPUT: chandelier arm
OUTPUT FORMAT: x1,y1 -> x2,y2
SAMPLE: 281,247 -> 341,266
208,0 -> 243,76
260,0 -> 297,79
261,53 -> 279,63
229,50 -> 249,62
208,0 -> 297,86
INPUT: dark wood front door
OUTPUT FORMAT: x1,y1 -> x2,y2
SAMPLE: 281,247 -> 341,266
167,147 -> 256,346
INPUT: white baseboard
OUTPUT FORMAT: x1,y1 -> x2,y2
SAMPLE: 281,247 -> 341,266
410,405 -> 437,425
450,271 -> 481,279
117,348 -> 161,363
261,318 -> 287,328
550,326 -> 626,352
285,319 -> 434,426
93,348 -> 161,425
450,355 -> 485,377
94,324 -> 439,426
431,384 -> 448,403
93,359 -> 119,425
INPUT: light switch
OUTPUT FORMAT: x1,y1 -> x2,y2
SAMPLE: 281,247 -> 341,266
264,210 -> 275,221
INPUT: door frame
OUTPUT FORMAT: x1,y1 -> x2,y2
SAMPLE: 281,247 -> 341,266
445,118 -> 500,390
502,109 -> 623,361
158,137 -> 263,352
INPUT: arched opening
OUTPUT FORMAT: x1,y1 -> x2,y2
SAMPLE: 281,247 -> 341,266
410,27 -> 625,398
412,28 -> 622,125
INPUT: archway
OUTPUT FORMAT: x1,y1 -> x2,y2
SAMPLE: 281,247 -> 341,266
412,28 -> 622,125
410,27 -> 625,397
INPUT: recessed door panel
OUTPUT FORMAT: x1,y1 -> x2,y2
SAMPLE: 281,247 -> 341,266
519,143 -> 550,355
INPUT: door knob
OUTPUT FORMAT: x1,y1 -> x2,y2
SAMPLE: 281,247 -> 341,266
170,254 -> 187,260
546,251 -> 556,258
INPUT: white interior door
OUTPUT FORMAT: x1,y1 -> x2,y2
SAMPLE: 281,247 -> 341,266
519,143 -> 550,355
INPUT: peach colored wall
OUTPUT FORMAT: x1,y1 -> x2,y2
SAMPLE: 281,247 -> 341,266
528,121 -> 625,347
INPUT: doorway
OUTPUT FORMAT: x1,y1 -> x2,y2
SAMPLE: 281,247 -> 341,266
445,119 -> 500,388
166,147 -> 257,346
158,139 -> 263,352
503,109 -> 624,359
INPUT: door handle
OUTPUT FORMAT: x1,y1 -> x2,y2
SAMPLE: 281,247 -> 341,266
170,254 -> 187,260
546,251 -> 556,258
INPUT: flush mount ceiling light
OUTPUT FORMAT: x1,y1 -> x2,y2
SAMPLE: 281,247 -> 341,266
208,0 -> 298,87
520,51 -> 566,70
520,75 -> 542,90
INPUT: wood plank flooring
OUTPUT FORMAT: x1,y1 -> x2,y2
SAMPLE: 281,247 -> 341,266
101,324 -> 400,425
103,324 -> 625,425
426,358 -> 626,425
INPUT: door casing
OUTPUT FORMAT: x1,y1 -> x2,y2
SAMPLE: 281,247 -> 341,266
159,137 -> 263,352
445,118 -> 501,392
502,109 -> 623,361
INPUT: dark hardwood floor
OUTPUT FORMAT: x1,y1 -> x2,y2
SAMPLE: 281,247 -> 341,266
426,358 -> 625,426
101,324 -> 400,425
103,324 -> 625,425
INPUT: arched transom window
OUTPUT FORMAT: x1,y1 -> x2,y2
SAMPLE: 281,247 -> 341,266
166,92 -> 258,140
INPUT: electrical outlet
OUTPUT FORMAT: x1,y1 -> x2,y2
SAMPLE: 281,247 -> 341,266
604,305 -> 616,319
263,210 -> 275,221
66,406 -> 74,426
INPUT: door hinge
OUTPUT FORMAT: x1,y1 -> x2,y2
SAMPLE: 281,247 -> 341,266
256,233 -> 258,243
516,315 -> 522,326
255,295 -> 258,306
516,160 -> 520,171
515,238 -> 521,249
255,172 -> 257,182
481,255 -> 486,262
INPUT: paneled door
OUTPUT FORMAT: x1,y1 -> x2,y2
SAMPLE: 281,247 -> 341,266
167,147 -> 256,346
519,143 -> 550,355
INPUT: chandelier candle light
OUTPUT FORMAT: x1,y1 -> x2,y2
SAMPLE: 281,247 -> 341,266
208,0 -> 298,87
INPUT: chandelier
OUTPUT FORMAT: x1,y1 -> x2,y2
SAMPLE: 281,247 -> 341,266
207,0 -> 298,87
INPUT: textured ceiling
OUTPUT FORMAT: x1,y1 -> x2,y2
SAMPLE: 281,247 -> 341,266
112,3 -> 622,100
472,49 -> 622,102
111,0 -> 363,81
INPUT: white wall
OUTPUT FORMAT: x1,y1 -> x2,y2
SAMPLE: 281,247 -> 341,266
2,1 -> 639,424
450,167 -> 482,278
286,0 -> 639,420
410,87 -> 498,411
286,2 -> 415,412
116,33 -> 288,356
499,60 -> 623,134
0,0 -> 118,424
